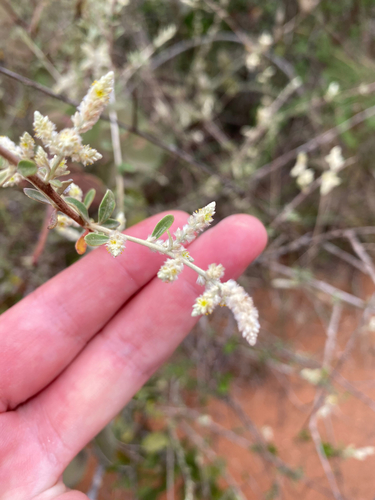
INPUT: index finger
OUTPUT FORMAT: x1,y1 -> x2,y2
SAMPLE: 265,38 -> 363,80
0,211 -> 188,412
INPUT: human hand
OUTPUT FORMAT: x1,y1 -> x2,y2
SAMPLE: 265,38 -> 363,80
0,211 -> 266,500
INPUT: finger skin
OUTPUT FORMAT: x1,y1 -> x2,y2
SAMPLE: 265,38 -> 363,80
11,215 -> 267,498
0,211 -> 188,412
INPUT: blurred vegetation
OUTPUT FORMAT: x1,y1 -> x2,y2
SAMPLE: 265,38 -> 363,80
2,0 -> 375,498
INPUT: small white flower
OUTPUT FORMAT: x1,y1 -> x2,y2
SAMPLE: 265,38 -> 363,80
206,263 -> 225,281
300,368 -> 322,385
192,286 -> 221,316
175,202 -> 216,245
3,173 -> 22,187
72,71 -> 114,134
258,33 -> 273,49
33,111 -> 56,147
50,128 -> 82,158
157,258 -> 184,282
290,152 -> 308,177
261,426 -> 274,442
317,395 -> 338,419
56,214 -> 74,228
34,146 -> 50,170
106,231 -> 127,257
320,170 -> 341,196
325,146 -> 344,172
73,144 -> 102,166
246,52 -> 261,70
297,168 -> 314,190
325,82 -> 340,100
68,183 -> 83,201
343,445 -> 375,461
19,132 -> 35,159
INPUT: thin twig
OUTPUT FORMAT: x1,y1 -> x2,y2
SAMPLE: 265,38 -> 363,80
0,65 -> 242,194
346,231 -> 375,286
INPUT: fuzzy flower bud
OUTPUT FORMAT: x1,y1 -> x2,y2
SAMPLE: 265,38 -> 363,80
290,152 -> 308,177
206,263 -> 225,281
33,111 -> 56,147
220,280 -> 260,346
34,146 -> 50,170
19,132 -> 35,159
50,128 -> 82,158
67,183 -> 83,201
320,170 -> 341,196
3,173 -> 22,187
105,231 -> 127,257
192,285 -> 221,316
175,202 -> 216,245
158,258 -> 184,282
72,71 -> 114,134
74,145 -> 102,166
325,146 -> 344,172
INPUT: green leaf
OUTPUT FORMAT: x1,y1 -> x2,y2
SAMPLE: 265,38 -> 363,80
50,179 -> 62,188
100,218 -> 120,229
151,214 -> 174,239
65,196 -> 89,220
23,188 -> 51,204
0,169 -> 10,186
98,189 -> 115,223
84,233 -> 109,246
84,188 -> 96,209
17,159 -> 37,177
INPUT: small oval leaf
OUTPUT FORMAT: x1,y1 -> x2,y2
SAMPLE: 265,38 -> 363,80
75,230 -> 89,255
18,160 -> 38,177
48,209 -> 58,229
65,196 -> 89,220
84,188 -> 96,209
84,233 -> 109,246
151,215 -> 175,239
98,189 -> 115,224
24,188 -> 51,204
100,218 -> 120,229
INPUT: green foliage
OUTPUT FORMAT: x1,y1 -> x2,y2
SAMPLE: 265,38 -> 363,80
151,214 -> 175,239
98,189 -> 116,223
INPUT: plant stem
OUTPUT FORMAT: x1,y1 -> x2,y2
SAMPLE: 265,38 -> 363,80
0,144 -> 86,227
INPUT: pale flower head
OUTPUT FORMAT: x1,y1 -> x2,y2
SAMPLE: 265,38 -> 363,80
220,280 -> 260,346
157,258 -> 184,282
3,173 -> 22,187
19,132 -> 35,159
343,445 -> 375,461
258,32 -> 273,49
192,285 -> 221,316
50,128 -> 82,158
325,81 -> 340,100
72,71 -> 114,134
291,152 -> 308,177
106,231 -> 127,257
33,111 -> 56,147
246,52 -> 261,70
297,168 -> 314,191
320,170 -> 341,196
73,145 -> 102,166
300,368 -> 322,385
317,395 -> 338,419
34,146 -> 50,170
206,263 -> 225,281
325,146 -> 344,172
67,183 -> 83,201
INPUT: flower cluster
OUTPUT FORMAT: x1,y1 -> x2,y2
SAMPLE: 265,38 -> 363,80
343,445 -> 375,461
105,231 -> 127,257
320,146 -> 344,196
290,152 -> 314,191
0,72 -> 114,190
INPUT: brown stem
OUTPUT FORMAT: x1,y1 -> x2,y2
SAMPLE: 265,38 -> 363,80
0,144 -> 86,228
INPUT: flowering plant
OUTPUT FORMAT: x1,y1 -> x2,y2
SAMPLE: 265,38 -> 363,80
0,72 -> 260,346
